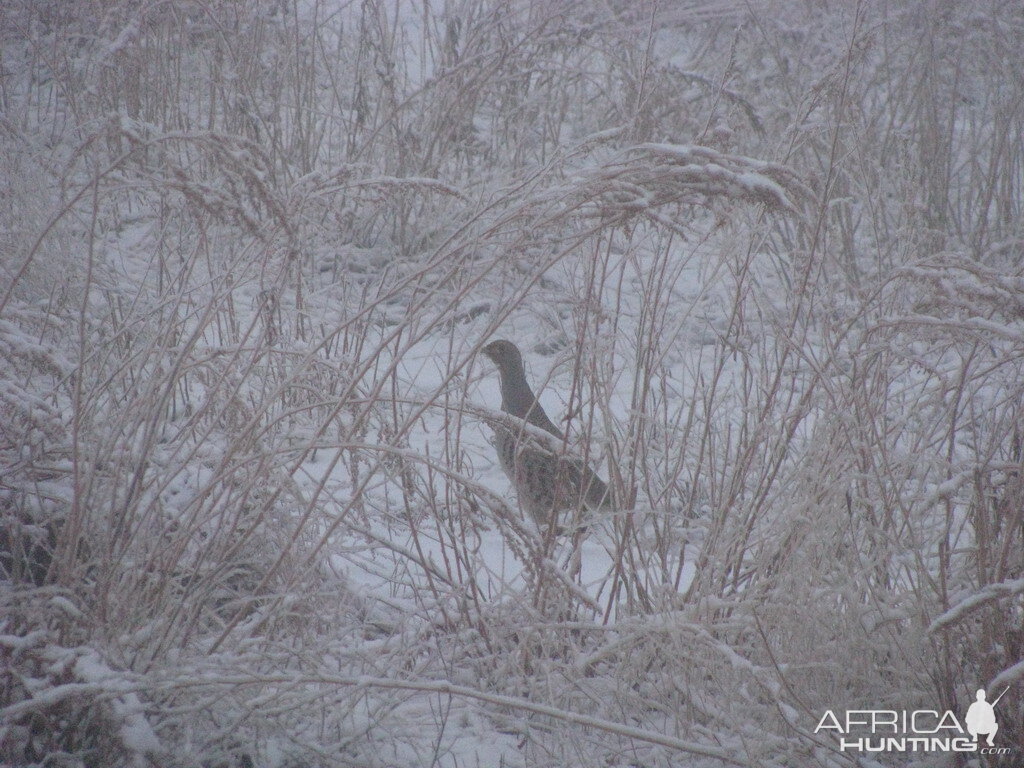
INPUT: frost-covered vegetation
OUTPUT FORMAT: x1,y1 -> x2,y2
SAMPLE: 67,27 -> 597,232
2,1 -> 1022,766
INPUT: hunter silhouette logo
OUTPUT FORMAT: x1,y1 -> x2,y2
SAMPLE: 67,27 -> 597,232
965,687 -> 1006,747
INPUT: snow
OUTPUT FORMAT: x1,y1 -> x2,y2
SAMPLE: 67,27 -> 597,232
990,660 -> 1024,692
74,651 -> 163,760
3,1 -> 1023,766
928,578 -> 1024,634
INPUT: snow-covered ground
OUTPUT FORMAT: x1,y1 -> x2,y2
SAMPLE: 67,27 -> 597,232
2,2 -> 1023,766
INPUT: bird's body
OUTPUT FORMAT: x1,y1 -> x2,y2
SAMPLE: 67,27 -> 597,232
481,340 -> 612,529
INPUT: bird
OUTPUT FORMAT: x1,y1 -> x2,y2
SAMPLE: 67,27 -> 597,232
480,339 -> 613,530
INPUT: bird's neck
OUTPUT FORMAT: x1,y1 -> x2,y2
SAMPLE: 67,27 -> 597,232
498,361 -> 565,439
499,365 -> 538,419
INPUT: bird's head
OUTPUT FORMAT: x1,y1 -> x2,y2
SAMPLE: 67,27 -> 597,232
481,339 -> 524,374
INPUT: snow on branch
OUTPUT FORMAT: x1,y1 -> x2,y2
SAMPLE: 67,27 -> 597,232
150,672 -> 750,766
874,314 -> 1024,344
928,577 -> 1024,634
990,659 -> 1024,692
0,635 -> 162,764
547,142 -> 809,220
899,254 -> 1024,321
